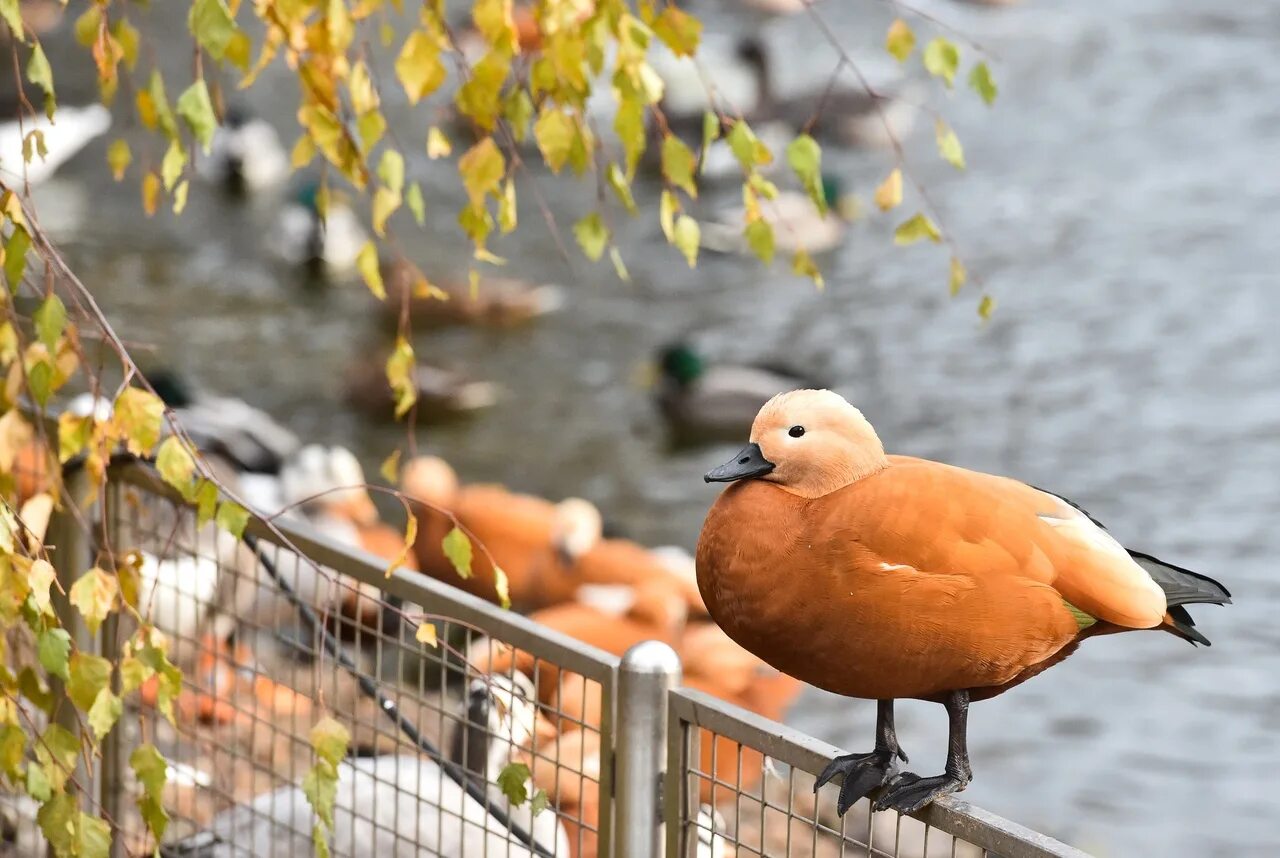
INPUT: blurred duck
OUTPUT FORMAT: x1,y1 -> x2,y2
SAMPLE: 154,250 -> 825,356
655,341 -> 816,446
699,174 -> 858,257
344,351 -> 498,421
199,105 -> 289,195
382,257 -> 564,329
0,0 -> 63,42
274,183 -> 367,276
402,455 -> 590,609
149,370 -> 300,474
0,104 -> 110,186
164,673 -> 567,858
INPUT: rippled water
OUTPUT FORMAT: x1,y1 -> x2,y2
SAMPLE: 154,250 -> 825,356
19,0 -> 1280,854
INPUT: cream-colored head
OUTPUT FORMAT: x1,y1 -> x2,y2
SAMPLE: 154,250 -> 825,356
552,497 -> 603,562
706,389 -> 887,498
401,455 -> 460,511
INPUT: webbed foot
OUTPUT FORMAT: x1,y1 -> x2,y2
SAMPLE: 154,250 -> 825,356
814,748 -> 906,816
871,771 -> 968,815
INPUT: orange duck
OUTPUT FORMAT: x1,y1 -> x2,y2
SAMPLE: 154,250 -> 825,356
401,455 -> 589,609
697,389 -> 1230,816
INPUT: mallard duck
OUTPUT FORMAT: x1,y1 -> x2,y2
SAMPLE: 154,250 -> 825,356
654,341 -> 817,445
199,105 -> 289,195
698,389 -> 1231,815
164,673 -> 567,858
699,174 -> 858,256
344,352 -> 498,420
273,183 -> 367,276
0,103 -> 110,186
382,257 -> 564,329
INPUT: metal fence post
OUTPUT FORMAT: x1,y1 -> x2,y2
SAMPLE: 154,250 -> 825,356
615,641 -> 681,858
45,466 -> 95,858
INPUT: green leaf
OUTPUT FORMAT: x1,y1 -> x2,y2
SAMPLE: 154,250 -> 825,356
303,763 -> 338,828
35,724 -> 79,792
25,761 -> 51,801
396,31 -> 447,103
27,43 -> 55,102
935,120 -> 965,170
923,38 -> 960,87
130,743 -> 168,796
34,294 -> 66,351
177,79 -> 218,152
37,628 -> 71,680
726,121 -> 771,171
406,182 -> 426,225
114,387 -> 165,454
785,134 -> 825,215
68,568 -> 118,636
19,666 -> 55,716
791,248 -> 824,289
885,19 -> 915,63
894,212 -> 943,245
614,98 -> 646,175
156,436 -> 197,498
3,227 -> 31,292
458,138 -> 505,207
216,501 -> 250,539
529,788 -> 550,817
978,294 -> 996,319
189,0 -> 238,60
496,761 -> 531,805
67,652 -> 113,712
968,62 -> 998,105
502,89 -> 535,142
88,688 -> 123,740
700,112 -> 721,165
0,0 -> 23,39
357,242 -> 384,299
606,163 -> 637,215
0,725 -> 23,781
161,138 -> 187,192
661,135 -> 697,198
137,642 -> 182,725
38,793 -> 77,855
673,215 -> 699,268
77,812 -> 111,858
378,150 -> 406,198
441,526 -> 473,579
573,212 -> 609,262
310,716 -> 350,768
745,219 -> 775,265
949,256 -> 967,296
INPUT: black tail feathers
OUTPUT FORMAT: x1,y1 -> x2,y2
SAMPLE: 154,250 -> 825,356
1130,550 -> 1231,646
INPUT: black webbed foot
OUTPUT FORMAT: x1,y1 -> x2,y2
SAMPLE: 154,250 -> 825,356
871,771 -> 968,815
814,748 -> 905,816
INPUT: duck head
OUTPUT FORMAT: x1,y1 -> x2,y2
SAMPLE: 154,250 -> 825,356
658,342 -> 705,388
552,497 -> 602,567
401,455 -> 460,511
822,174 -> 861,222
704,389 -> 888,498
450,671 -> 555,783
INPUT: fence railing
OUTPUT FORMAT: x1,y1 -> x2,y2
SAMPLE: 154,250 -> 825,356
4,458 -> 1092,858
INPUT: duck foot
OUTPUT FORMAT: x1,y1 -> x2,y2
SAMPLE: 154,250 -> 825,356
871,771 -> 968,815
814,749 -> 904,816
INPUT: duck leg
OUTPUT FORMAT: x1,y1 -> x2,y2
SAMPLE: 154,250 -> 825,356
872,690 -> 972,815
815,700 -> 908,816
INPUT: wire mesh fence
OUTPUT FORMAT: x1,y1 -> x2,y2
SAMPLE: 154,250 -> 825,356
1,457 -> 1092,858
666,688 -> 1090,858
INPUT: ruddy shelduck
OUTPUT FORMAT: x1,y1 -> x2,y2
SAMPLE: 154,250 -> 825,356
697,389 -> 1231,815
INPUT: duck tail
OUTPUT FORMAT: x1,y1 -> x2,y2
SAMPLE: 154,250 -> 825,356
1132,551 -> 1230,647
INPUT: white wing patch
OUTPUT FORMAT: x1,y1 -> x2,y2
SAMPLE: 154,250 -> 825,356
1036,504 -> 1166,608
878,562 -> 911,572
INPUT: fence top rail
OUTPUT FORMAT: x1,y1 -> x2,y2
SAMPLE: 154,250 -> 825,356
108,459 -> 622,682
669,687 -> 1093,858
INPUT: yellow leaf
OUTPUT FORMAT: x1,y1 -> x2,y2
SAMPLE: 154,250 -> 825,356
607,163 -> 637,215
68,568 -> 118,636
652,6 -> 701,57
672,215 -> 699,268
426,127 -> 452,159
791,248 -> 824,289
291,134 -> 316,168
661,134 -> 697,199
141,172 -> 161,217
106,139 -> 131,181
415,622 -> 438,647
396,31 -> 447,103
894,212 -> 942,245
935,120 -> 965,170
406,182 -> 426,225
978,294 -> 996,319
498,178 -> 517,234
458,137 -> 505,207
114,387 -> 165,454
441,526 -> 472,579
372,187 -> 400,236
874,168 -> 903,211
885,19 -> 915,63
573,212 -> 609,262
659,189 -> 677,241
161,139 -> 186,192
26,44 -> 55,103
472,0 -> 516,53
385,336 -> 416,417
493,566 -> 511,609
949,256 -> 967,296
384,514 -> 416,578
357,242 -> 384,299
379,449 -> 401,483
534,108 -> 574,174
176,79 -> 218,152
172,180 -> 190,214
923,38 -> 960,87
155,436 -> 197,498
136,90 -> 158,131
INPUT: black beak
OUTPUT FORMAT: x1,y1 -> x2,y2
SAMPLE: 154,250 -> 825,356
705,443 -> 775,483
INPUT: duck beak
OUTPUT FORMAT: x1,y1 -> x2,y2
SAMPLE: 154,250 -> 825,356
705,443 -> 775,483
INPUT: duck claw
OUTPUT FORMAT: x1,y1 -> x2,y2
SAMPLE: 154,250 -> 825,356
814,750 -> 900,816
871,771 -> 968,815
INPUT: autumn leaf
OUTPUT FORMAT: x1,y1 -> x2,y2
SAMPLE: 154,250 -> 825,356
923,38 -> 960,87
672,215 -> 700,268
894,212 -> 942,245
969,62 -> 998,105
573,213 -> 609,262
885,19 -> 915,63
441,526 -> 473,579
935,121 -> 965,170
874,168 -> 903,211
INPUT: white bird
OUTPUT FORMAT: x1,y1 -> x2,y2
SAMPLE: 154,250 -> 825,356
0,104 -> 110,186
273,184 -> 368,276
163,673 -> 569,858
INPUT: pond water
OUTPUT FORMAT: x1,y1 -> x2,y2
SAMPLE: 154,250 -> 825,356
19,0 -> 1280,854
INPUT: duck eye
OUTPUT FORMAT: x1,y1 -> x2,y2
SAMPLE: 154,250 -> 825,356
788,425 -> 805,438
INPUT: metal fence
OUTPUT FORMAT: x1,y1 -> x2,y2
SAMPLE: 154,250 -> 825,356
3,458 -> 1091,858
